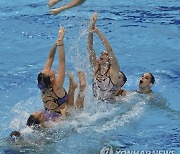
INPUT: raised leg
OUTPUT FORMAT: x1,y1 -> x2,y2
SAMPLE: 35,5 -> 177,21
75,71 -> 86,109
67,72 -> 78,107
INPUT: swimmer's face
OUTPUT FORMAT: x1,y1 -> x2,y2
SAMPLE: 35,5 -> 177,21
32,112 -> 45,124
99,51 -> 110,65
118,72 -> 125,87
42,69 -> 55,81
139,73 -> 153,88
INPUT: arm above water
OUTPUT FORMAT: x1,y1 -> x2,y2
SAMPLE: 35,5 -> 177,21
94,27 -> 120,84
55,27 -> 66,89
42,42 -> 57,71
87,12 -> 99,72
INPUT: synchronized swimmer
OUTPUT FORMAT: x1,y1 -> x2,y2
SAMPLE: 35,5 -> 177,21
87,13 -> 128,101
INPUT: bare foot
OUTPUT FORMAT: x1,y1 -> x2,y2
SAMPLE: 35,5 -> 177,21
48,0 -> 61,8
50,8 -> 63,16
68,72 -> 78,89
89,12 -> 98,30
78,71 -> 86,92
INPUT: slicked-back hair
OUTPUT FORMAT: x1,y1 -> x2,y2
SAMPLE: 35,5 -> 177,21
26,115 -> 41,127
37,72 -> 51,90
148,73 -> 155,84
120,71 -> 127,87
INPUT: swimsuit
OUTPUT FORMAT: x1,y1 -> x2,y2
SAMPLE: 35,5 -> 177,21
41,110 -> 61,122
92,67 -> 118,101
41,87 -> 68,113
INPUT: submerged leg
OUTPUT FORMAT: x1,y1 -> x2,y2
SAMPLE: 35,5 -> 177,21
50,0 -> 86,15
75,71 -> 86,109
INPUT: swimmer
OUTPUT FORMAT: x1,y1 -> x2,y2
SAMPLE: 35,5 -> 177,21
137,72 -> 155,94
49,0 -> 86,15
38,26 -> 84,116
37,26 -> 68,117
30,71 -> 86,128
87,12 -> 127,101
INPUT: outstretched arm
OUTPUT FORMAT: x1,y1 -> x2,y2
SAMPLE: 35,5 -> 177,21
50,0 -> 86,15
87,12 -> 98,71
55,27 -> 66,89
94,27 -> 120,71
42,42 -> 57,71
94,27 -> 120,85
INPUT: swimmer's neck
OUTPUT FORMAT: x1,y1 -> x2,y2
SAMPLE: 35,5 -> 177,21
137,87 -> 152,94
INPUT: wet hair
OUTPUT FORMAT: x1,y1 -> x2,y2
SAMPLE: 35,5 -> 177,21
9,131 -> 22,141
26,115 -> 41,127
120,71 -> 127,87
148,73 -> 155,84
10,131 -> 21,138
37,72 -> 51,90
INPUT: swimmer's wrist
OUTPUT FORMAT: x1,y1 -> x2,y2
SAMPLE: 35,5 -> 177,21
57,40 -> 64,46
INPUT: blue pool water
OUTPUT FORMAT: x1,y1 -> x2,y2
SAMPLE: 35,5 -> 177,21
0,0 -> 180,153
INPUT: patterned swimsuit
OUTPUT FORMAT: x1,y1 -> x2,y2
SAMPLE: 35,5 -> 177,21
92,67 -> 118,101
41,87 -> 68,113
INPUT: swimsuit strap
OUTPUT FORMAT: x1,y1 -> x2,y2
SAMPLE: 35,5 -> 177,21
51,87 -> 61,99
43,87 -> 67,111
56,91 -> 68,106
117,89 -> 124,96
51,88 -> 68,106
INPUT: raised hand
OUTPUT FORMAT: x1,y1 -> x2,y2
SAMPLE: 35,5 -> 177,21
89,12 -> 98,31
57,26 -> 65,46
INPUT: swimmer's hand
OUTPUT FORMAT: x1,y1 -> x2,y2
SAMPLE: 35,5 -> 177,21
58,26 -> 65,41
89,12 -> 98,31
